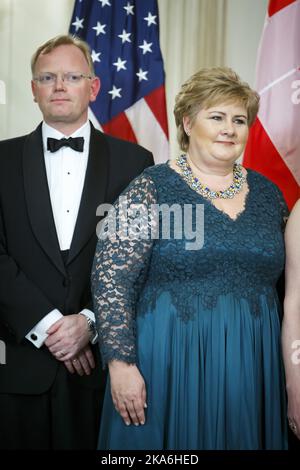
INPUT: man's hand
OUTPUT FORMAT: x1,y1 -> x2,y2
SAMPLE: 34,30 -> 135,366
45,314 -> 91,360
63,345 -> 96,376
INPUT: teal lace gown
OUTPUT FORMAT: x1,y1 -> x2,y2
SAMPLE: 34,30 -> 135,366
91,163 -> 288,450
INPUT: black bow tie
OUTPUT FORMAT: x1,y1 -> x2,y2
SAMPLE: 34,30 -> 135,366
47,137 -> 84,153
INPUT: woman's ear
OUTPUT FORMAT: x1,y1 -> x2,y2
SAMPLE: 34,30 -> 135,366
183,116 -> 191,136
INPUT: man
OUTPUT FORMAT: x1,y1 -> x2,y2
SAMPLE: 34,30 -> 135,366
0,35 -> 153,449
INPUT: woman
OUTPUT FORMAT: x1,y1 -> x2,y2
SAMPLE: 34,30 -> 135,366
92,67 -> 288,449
282,199 -> 300,447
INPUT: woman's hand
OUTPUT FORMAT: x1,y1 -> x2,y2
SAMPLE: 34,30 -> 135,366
287,378 -> 300,440
108,360 -> 147,426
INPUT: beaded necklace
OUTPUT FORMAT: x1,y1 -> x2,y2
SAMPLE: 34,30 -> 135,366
176,154 -> 246,200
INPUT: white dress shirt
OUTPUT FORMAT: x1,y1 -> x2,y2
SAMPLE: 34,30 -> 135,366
26,121 -> 96,348
43,121 -> 90,250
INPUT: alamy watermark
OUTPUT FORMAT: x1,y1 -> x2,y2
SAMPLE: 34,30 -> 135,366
96,197 -> 204,250
0,80 -> 6,104
291,339 -> 300,365
291,79 -> 300,105
0,340 -> 6,365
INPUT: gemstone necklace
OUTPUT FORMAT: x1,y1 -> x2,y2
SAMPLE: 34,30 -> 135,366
176,154 -> 246,200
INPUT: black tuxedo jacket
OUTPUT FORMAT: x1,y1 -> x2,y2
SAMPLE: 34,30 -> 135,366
0,122 -> 153,394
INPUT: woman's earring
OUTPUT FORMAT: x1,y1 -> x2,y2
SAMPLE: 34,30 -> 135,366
185,129 -> 191,136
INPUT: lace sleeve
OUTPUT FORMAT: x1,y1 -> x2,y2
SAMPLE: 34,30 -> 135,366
91,173 -> 157,367
273,184 -> 289,229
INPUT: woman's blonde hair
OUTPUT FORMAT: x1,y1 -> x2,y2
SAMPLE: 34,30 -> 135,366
174,66 -> 260,152
31,35 -> 95,76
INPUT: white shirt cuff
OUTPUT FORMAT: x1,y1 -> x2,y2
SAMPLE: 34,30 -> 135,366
25,309 -> 63,348
79,309 -> 98,344
79,308 -> 96,322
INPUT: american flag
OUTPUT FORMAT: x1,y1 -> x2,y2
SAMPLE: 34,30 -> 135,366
69,0 -> 169,163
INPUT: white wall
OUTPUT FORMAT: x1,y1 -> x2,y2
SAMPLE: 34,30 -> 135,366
0,0 -> 74,140
0,0 -> 268,152
224,0 -> 268,86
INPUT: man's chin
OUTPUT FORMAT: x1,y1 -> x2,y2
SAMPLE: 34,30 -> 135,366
47,114 -> 74,123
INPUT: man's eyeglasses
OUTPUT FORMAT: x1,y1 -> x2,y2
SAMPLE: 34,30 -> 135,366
33,72 -> 93,86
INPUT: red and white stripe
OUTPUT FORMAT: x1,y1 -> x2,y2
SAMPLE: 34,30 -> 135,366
89,85 -> 169,164
243,0 -> 300,209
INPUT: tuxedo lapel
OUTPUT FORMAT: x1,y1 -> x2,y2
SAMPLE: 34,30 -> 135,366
68,124 -> 109,264
22,124 -> 66,276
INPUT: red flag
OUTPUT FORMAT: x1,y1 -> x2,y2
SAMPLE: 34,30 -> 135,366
243,0 -> 300,209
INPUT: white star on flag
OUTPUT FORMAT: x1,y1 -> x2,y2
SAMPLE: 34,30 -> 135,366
108,85 -> 122,100
144,12 -> 157,26
139,40 -> 153,55
91,50 -> 101,63
98,0 -> 111,7
113,58 -> 127,72
124,2 -> 134,15
72,17 -> 84,32
93,22 -> 106,36
136,68 -> 148,82
118,29 -> 132,44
